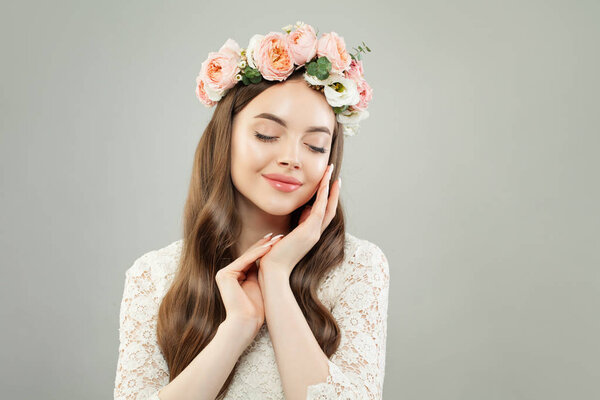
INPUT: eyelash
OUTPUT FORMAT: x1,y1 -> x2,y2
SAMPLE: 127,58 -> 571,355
254,132 -> 328,154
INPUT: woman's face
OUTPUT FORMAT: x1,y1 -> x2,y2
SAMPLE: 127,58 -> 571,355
231,79 -> 335,216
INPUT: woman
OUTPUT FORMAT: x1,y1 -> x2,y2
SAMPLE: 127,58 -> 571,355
114,22 -> 389,400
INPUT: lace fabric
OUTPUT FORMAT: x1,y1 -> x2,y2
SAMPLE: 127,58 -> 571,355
114,232 -> 390,399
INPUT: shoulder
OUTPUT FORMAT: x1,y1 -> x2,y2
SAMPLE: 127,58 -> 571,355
125,238 -> 184,286
344,232 -> 389,277
319,232 -> 389,300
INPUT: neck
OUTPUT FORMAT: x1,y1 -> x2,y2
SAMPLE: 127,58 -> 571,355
234,192 -> 292,257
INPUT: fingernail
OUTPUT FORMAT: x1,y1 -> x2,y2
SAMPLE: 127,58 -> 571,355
338,177 -> 342,188
260,234 -> 283,247
263,232 -> 273,239
328,164 -> 334,179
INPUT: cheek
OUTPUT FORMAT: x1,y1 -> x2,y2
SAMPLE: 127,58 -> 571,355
235,136 -> 272,165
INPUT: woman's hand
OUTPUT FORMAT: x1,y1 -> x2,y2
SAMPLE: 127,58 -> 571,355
257,163 -> 341,279
215,233 -> 284,334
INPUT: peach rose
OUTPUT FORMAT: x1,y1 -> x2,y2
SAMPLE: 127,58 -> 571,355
199,38 -> 241,93
286,24 -> 317,66
254,32 -> 295,81
195,75 -> 217,107
316,32 -> 351,73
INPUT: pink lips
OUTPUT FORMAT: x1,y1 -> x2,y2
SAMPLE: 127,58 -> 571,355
262,175 -> 302,192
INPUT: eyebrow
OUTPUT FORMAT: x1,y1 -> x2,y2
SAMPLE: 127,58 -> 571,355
253,113 -> 331,136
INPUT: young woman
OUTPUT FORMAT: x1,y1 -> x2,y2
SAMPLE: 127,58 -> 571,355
114,23 -> 389,400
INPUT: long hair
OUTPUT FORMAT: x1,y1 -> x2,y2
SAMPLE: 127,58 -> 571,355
156,66 -> 346,399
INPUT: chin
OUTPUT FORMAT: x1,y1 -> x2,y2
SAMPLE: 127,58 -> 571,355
258,197 -> 301,216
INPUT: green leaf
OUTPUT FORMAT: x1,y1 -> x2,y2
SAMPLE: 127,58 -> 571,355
306,62 -> 318,75
317,56 -> 331,67
316,69 -> 329,80
333,105 -> 349,114
317,64 -> 329,74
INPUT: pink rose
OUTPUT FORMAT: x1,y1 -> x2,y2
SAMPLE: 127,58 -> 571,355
254,32 -> 295,81
346,59 -> 364,81
352,78 -> 373,111
286,24 -> 318,66
316,32 -> 351,73
199,38 -> 241,93
195,76 -> 217,107
344,59 -> 371,110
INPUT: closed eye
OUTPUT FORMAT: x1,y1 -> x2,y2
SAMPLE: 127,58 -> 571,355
254,132 -> 328,154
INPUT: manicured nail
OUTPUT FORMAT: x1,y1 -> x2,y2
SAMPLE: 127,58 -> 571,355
263,232 -> 273,239
338,177 -> 342,188
261,234 -> 283,247
328,164 -> 334,179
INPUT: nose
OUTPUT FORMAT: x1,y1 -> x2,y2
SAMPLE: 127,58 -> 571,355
277,158 -> 301,169
277,140 -> 302,169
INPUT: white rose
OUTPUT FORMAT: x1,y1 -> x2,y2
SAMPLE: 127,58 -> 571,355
323,73 -> 360,108
245,34 -> 264,70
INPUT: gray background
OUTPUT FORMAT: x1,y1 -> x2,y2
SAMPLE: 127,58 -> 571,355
1,0 -> 598,399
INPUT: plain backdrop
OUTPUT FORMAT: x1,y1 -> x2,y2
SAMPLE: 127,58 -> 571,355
1,0 -> 599,399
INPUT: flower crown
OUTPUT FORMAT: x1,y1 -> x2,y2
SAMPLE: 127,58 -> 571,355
195,21 -> 373,137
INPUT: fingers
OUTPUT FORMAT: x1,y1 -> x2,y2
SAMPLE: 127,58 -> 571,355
313,163 -> 334,219
219,234 -> 284,276
322,175 -> 341,231
246,232 -> 274,251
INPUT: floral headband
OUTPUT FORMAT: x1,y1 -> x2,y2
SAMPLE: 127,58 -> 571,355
195,21 -> 373,137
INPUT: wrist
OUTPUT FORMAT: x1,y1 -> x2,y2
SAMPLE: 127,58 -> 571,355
258,264 -> 290,286
222,317 -> 262,338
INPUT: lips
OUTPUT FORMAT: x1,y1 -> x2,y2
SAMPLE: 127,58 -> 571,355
262,174 -> 302,185
262,174 -> 303,193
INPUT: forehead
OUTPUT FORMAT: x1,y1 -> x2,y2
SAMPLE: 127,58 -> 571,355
238,80 -> 336,133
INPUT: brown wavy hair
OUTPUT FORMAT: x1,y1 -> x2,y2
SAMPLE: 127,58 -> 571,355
156,66 -> 346,399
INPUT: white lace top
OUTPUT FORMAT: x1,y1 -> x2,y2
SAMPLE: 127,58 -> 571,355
114,232 -> 390,399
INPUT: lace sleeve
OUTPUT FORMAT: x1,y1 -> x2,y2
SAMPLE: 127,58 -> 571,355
114,257 -> 170,400
306,241 -> 390,400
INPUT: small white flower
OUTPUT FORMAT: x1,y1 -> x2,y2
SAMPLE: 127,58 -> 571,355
337,108 -> 370,125
238,60 -> 247,69
235,74 -> 242,81
341,123 -> 360,136
338,109 -> 370,136
323,73 -> 360,108
282,24 -> 293,33
245,34 -> 264,70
